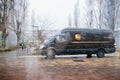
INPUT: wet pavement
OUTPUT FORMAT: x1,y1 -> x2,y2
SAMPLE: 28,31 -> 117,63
0,48 -> 120,80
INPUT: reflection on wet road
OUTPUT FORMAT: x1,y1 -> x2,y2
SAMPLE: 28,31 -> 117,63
0,49 -> 120,80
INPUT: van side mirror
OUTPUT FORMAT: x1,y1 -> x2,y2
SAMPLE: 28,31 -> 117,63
53,38 -> 57,43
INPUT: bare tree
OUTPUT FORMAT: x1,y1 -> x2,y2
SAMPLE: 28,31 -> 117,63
31,11 -> 54,43
38,16 -> 54,43
105,0 -> 120,31
74,0 -> 80,28
8,0 -> 28,43
93,0 -> 106,29
98,0 -> 103,29
68,14 -> 72,28
85,0 -> 94,28
0,0 -> 28,47
94,0 -> 120,31
0,0 -> 14,47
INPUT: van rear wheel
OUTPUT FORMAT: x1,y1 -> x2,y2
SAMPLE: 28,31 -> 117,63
87,53 -> 92,58
97,50 -> 105,58
46,49 -> 55,59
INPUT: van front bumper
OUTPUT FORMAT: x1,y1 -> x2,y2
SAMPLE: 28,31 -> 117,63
39,49 -> 47,55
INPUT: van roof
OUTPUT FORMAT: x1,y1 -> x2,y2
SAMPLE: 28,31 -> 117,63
61,28 -> 113,33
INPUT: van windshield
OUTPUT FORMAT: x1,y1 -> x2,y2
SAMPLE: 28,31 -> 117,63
44,31 -> 67,43
44,36 -> 55,43
49,36 -> 56,42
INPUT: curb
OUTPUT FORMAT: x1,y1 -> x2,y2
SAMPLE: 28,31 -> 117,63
0,46 -> 20,52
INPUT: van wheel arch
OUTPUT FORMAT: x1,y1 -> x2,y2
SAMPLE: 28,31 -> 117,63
97,49 -> 105,58
46,48 -> 56,59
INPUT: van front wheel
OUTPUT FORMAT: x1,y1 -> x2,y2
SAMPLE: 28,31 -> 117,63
46,49 -> 55,59
97,50 -> 105,58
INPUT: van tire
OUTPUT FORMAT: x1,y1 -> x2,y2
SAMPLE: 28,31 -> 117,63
97,50 -> 105,58
87,53 -> 92,58
46,49 -> 55,59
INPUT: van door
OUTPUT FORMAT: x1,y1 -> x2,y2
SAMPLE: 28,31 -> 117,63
53,35 -> 68,54
66,32 -> 87,53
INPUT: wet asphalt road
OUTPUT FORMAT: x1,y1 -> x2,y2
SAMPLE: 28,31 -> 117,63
0,48 -> 120,80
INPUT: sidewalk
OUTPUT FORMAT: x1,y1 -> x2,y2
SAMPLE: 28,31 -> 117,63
15,47 -> 36,56
0,47 -> 36,57
0,46 -> 20,52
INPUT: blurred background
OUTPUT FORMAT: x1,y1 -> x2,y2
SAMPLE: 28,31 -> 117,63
0,0 -> 120,49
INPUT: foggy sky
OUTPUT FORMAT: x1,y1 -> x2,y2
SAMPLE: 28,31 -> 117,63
29,0 -> 85,30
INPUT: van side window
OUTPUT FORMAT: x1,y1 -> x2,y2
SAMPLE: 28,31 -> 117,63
75,34 -> 81,40
66,32 -> 72,42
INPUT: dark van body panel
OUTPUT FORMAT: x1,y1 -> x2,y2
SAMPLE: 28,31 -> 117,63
48,42 -> 115,55
40,28 -> 116,58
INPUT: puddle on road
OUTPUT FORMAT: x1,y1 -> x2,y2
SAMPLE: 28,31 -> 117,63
73,59 -> 85,62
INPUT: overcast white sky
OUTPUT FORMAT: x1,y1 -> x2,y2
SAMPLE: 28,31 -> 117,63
29,0 -> 85,30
